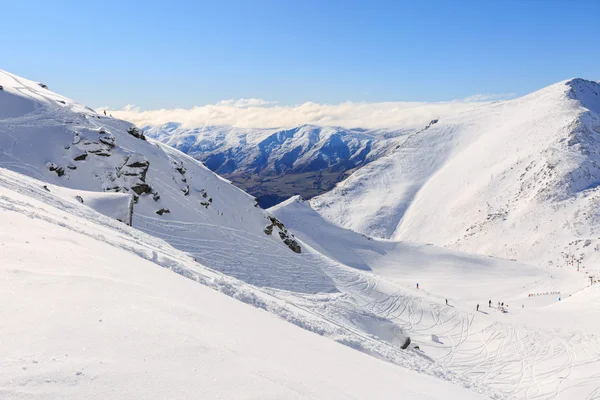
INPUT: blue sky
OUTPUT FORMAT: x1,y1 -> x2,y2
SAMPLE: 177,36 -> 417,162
2,0 -> 599,109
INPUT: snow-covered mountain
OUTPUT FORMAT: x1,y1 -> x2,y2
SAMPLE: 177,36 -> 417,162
0,69 -> 504,399
5,69 -> 600,400
144,123 -> 416,207
0,69 -> 326,293
312,78 -> 600,268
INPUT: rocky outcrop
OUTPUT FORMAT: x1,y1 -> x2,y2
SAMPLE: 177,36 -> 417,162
127,127 -> 146,140
46,162 -> 64,177
264,216 -> 301,253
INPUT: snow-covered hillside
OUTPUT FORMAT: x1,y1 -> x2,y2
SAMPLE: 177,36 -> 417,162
271,196 -> 600,400
0,168 -> 490,400
145,123 -> 413,207
0,69 -> 329,293
312,78 -> 600,269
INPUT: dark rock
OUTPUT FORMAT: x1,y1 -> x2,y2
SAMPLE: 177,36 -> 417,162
156,208 -> 170,216
47,163 -> 65,177
127,127 -> 146,140
127,161 -> 149,168
264,216 -> 301,253
400,337 -> 411,350
99,136 -> 115,148
283,237 -> 302,253
75,196 -> 84,203
73,153 -> 87,161
131,183 -> 152,195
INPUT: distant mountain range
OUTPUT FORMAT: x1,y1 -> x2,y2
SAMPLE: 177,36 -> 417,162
144,124 -> 423,207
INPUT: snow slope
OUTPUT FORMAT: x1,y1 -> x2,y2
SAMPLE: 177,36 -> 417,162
312,79 -> 600,270
0,169 -> 489,400
271,196 -> 600,400
0,69 -> 332,293
0,69 -> 508,399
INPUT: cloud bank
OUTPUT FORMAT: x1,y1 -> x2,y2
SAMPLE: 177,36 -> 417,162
102,96 -> 511,130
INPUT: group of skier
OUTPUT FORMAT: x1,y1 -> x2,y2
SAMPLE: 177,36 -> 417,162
417,284 -> 510,313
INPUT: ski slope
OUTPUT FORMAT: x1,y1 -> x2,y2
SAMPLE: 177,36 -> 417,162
270,196 -> 600,400
0,169 -> 491,400
312,79 -> 600,271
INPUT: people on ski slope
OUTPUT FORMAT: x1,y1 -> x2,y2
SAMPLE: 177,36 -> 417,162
445,299 -> 448,305
489,299 -> 492,307
416,283 -> 419,289
476,304 -> 479,311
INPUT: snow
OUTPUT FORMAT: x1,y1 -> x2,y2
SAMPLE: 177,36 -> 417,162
270,195 -> 600,400
4,68 -> 600,399
0,171 -> 487,400
0,68 -> 335,294
311,79 -> 600,272
0,70 -> 501,399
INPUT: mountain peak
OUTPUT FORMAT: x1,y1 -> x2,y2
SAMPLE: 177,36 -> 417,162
565,78 -> 600,113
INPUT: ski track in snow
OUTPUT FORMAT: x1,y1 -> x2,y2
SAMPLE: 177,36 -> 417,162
268,197 -> 600,400
288,259 -> 600,400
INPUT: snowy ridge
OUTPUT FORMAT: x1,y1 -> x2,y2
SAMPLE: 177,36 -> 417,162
312,78 -> 600,269
0,69 -> 333,293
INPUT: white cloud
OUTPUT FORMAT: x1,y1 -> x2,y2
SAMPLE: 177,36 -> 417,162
461,93 -> 517,102
103,97 -> 504,130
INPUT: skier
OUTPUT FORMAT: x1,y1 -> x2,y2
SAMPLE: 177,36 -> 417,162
501,302 -> 504,307
445,299 -> 448,305
476,304 -> 479,311
416,283 -> 419,290
488,299 -> 492,307
103,109 -> 107,116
